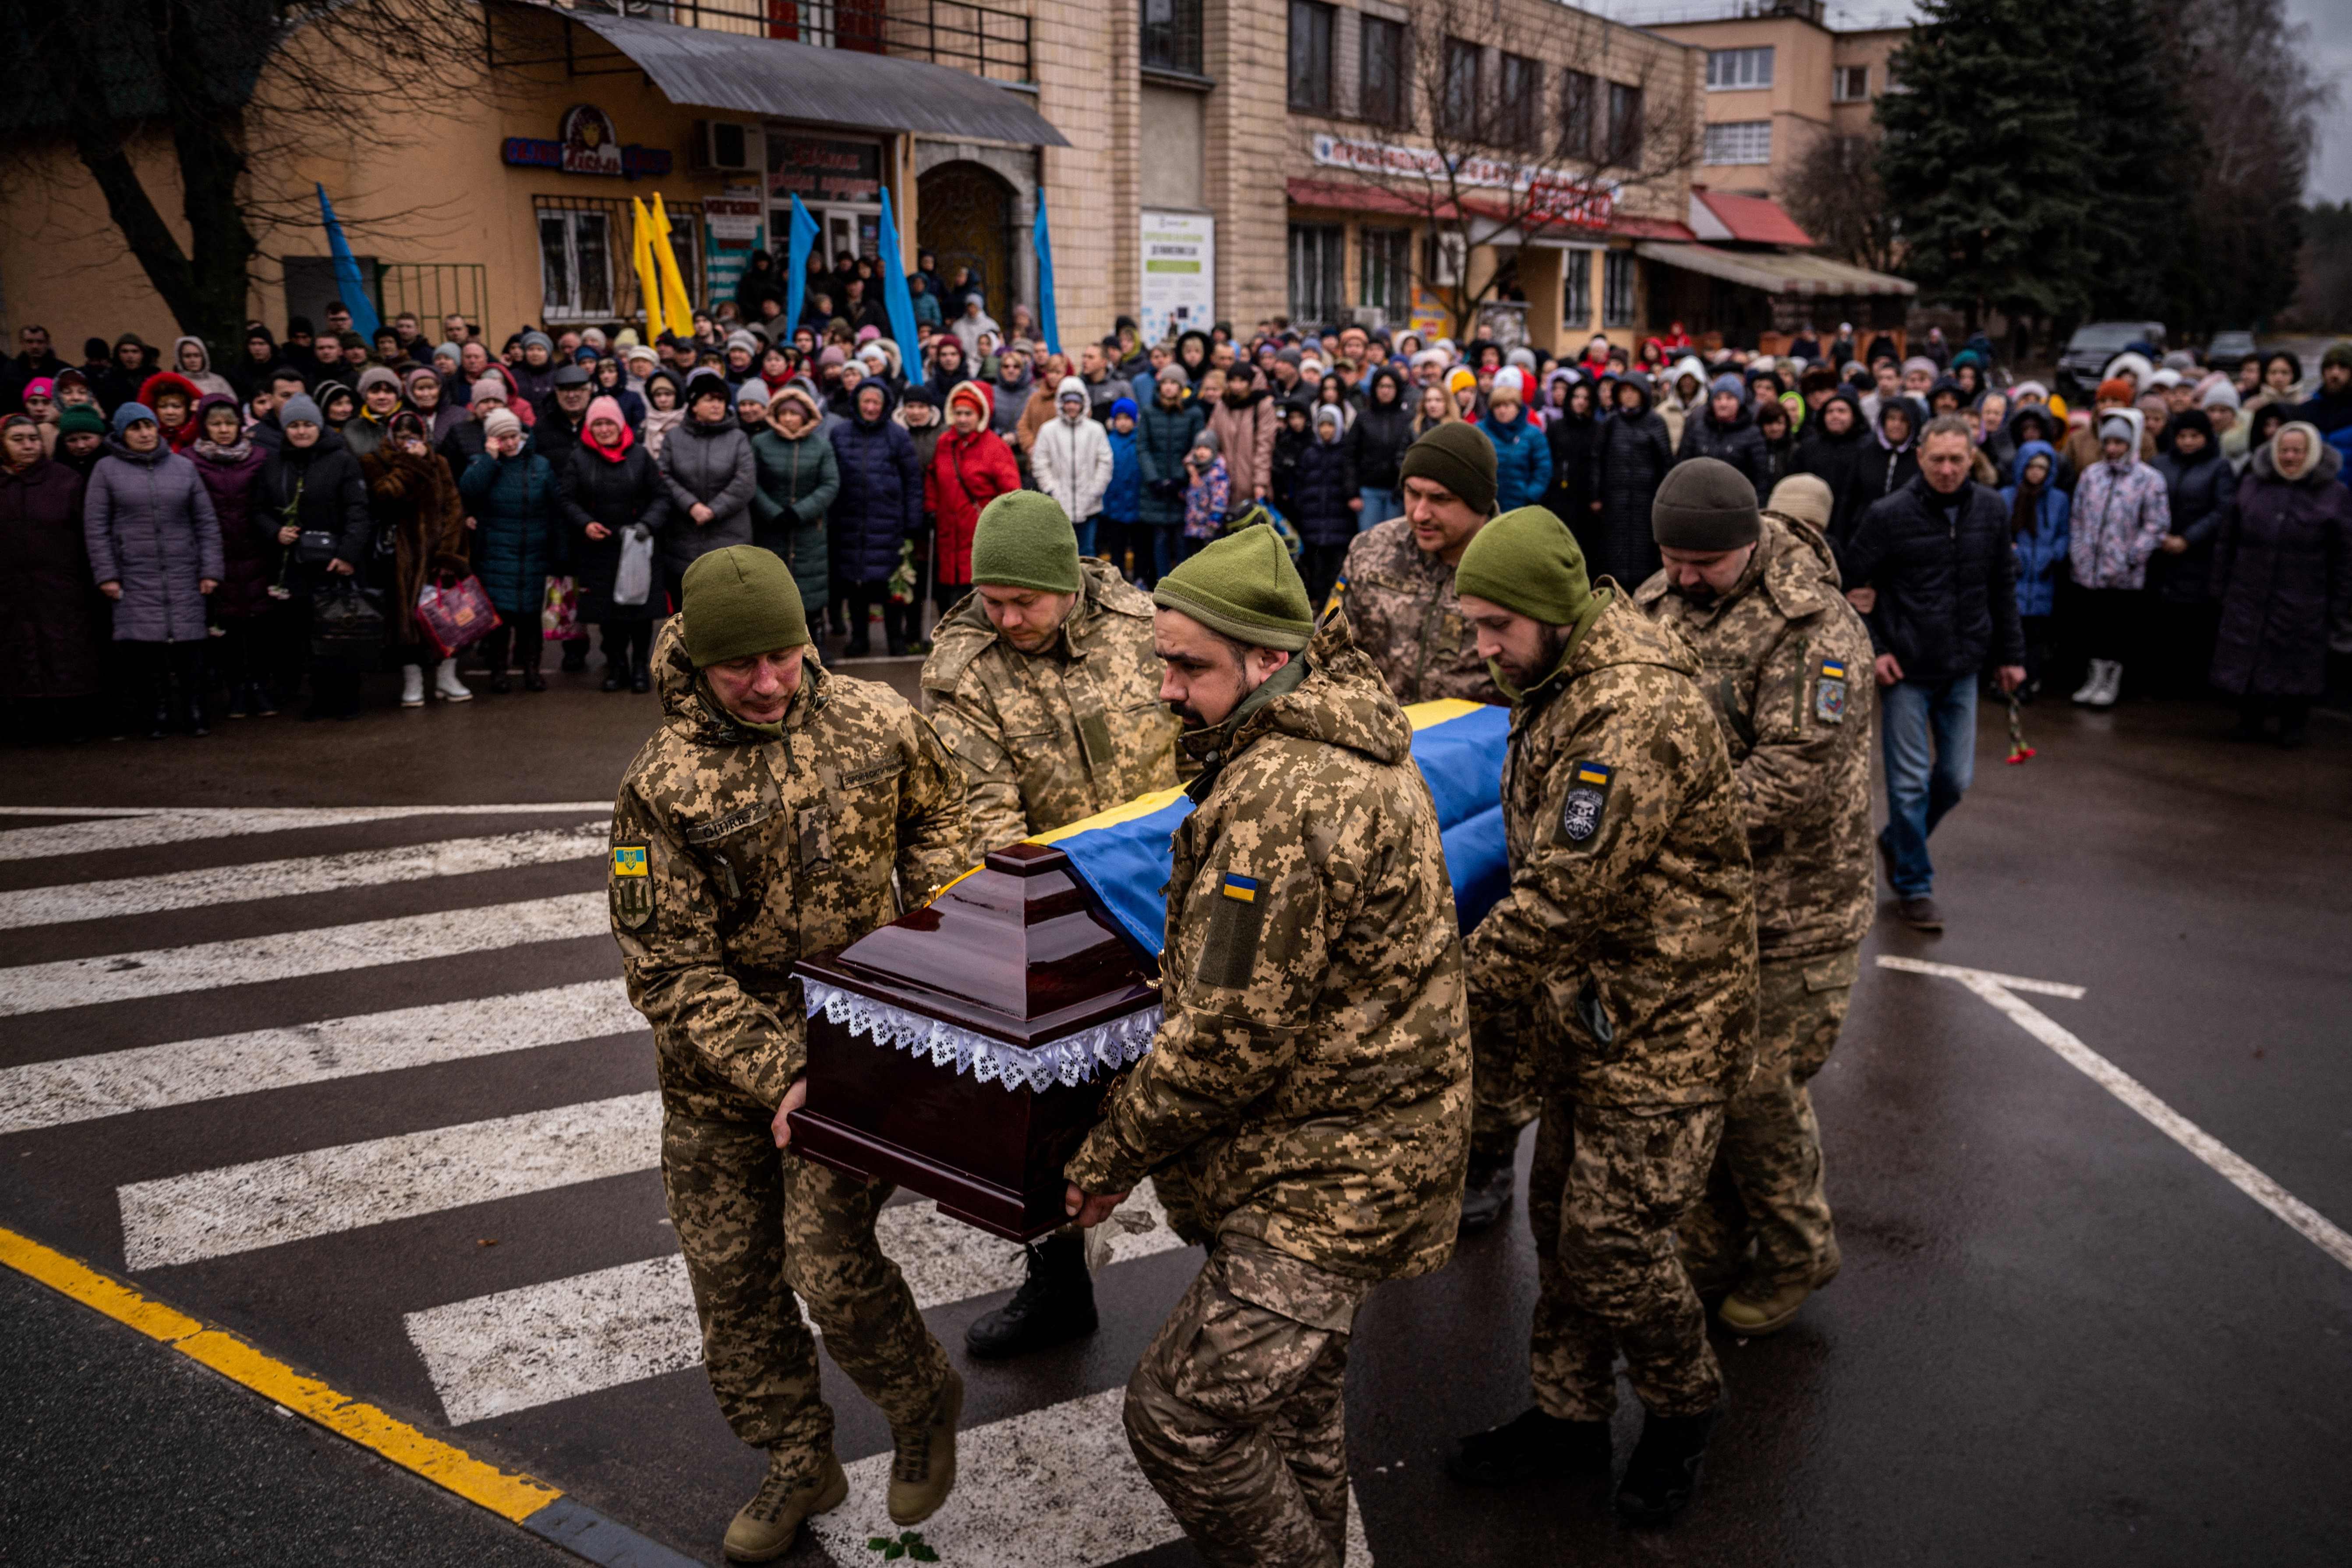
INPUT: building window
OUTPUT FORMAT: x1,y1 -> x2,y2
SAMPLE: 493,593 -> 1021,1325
1705,46 -> 1774,91
1832,64 -> 1869,102
1142,0 -> 1203,76
538,209 -> 613,321
1560,69 -> 1596,160
1289,223 -> 1347,325
1440,35 -> 1481,140
1359,15 -> 1408,128
1496,52 -> 1540,150
1602,249 -> 1634,328
1288,0 -> 1334,114
1606,82 -> 1643,165
1704,120 -> 1772,166
1564,249 -> 1592,328
1361,226 -> 1411,315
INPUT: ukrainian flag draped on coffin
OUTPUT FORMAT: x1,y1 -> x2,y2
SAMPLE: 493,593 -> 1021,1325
1027,699 -> 1510,956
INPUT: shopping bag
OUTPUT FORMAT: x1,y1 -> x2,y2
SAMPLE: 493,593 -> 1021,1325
541,575 -> 581,639
613,525 -> 654,608
309,580 -> 387,668
416,575 -> 501,658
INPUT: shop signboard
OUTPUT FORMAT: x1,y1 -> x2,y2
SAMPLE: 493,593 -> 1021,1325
768,137 -> 885,203
502,105 -> 672,180
1139,210 -> 1214,346
703,188 -> 766,306
1309,132 -> 1614,230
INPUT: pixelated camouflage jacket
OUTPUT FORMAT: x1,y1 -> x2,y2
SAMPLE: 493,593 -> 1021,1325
1065,608 -> 1472,1282
611,616 -> 970,1122
1331,515 -> 1505,705
1633,515 -> 1875,960
919,559 -> 1181,851
1465,592 -> 1758,1109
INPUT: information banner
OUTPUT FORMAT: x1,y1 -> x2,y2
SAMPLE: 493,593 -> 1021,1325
703,188 -> 765,311
1139,211 -> 1215,346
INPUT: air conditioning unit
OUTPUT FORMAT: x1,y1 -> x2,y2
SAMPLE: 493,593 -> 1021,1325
696,120 -> 759,173
1350,306 -> 1388,329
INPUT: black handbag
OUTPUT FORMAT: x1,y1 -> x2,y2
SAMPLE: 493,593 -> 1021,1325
309,580 -> 387,666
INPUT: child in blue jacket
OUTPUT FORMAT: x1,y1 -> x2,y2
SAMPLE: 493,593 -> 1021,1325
2001,439 -> 2070,697
1101,396 -> 1142,578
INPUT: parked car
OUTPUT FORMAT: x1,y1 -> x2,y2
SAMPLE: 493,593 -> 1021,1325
2057,320 -> 2167,395
2204,329 -> 2258,371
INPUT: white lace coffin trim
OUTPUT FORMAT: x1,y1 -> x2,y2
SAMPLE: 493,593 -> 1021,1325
802,980 -> 1161,1092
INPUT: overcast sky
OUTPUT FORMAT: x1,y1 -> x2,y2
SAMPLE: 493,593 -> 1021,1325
1590,0 -> 2351,203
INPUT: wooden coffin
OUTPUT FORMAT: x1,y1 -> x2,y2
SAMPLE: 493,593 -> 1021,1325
786,840 -> 1161,1241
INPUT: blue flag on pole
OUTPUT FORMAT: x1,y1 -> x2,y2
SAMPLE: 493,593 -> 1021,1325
1032,192 -> 1061,356
876,188 -> 923,371
783,196 -> 820,338
315,184 -> 382,342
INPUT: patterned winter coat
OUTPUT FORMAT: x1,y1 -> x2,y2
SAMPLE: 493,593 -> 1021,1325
82,439 -> 223,643
919,560 -> 1179,851
188,417 -> 273,620
2069,453 -> 2172,591
1331,516 -> 1502,704
610,617 -> 969,1122
1066,609 -> 1471,1282
1634,515 -> 1874,962
1466,594 -> 1758,1109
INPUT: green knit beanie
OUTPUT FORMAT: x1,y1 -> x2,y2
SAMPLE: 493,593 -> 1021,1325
1398,421 -> 1498,516
57,407 -> 108,439
681,545 -> 810,666
971,490 -> 1082,594
1153,523 -> 1315,651
1455,506 -> 1595,628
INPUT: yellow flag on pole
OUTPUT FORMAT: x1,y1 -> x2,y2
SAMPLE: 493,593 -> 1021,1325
629,197 -> 665,340
647,193 -> 694,332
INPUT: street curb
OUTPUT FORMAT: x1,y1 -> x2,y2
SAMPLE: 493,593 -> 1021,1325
0,1224 -> 704,1568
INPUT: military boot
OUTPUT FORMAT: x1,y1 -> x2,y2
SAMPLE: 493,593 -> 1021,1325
888,1366 -> 963,1526
964,1232 -> 1098,1359
1445,1408 -> 1610,1486
1614,1407 -> 1716,1526
723,1451 -> 848,1563
1456,1154 -> 1516,1235
1718,1237 -> 1840,1337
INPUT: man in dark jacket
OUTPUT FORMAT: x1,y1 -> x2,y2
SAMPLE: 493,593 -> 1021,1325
1839,416 -> 2025,932
2290,341 -> 2352,435
1833,399 -> 1920,569
1675,374 -> 1768,498
3,325 -> 68,416
829,375 -> 923,656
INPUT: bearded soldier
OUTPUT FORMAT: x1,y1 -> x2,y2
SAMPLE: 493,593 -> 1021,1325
1635,466 -> 1874,1334
919,490 -> 1181,1358
610,546 -> 968,1563
1442,507 -> 1757,1527
1065,525 -> 1471,1568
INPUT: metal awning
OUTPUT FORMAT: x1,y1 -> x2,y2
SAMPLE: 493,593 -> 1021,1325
567,13 -> 1068,146
1634,242 -> 1915,298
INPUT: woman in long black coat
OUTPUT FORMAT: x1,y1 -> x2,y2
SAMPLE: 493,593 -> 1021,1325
0,415 -> 112,736
2209,422 -> 2350,747
1585,374 -> 1673,588
1543,377 -> 1600,527
560,395 -> 670,692
252,394 -> 372,717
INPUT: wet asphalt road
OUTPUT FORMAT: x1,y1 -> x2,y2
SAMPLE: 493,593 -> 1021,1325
0,651 -> 2346,1568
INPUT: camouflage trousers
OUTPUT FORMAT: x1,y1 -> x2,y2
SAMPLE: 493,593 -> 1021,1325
1677,948 -> 1857,1290
661,1109 -> 952,1476
1124,1236 -> 1371,1568
1528,1098 -> 1726,1421
1469,1013 -> 1541,1169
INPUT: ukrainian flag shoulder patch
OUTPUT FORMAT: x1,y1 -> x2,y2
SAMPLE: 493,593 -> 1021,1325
1220,873 -> 1259,903
1572,761 -> 1615,788
611,845 -> 649,876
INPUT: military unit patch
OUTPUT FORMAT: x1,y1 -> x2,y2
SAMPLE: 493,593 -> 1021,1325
611,841 -> 653,930
1814,660 -> 1848,725
1561,760 -> 1614,843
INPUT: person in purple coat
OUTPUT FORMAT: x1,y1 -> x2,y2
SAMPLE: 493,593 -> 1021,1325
189,394 -> 277,717
83,402 -> 223,736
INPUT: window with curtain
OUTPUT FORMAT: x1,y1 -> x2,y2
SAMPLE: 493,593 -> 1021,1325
1142,0 -> 1204,76
1705,46 -> 1774,90
1440,36 -> 1481,139
1288,0 -> 1334,113
1704,120 -> 1772,166
1359,14 -> 1408,128
1496,52 -> 1540,150
1560,69 -> 1596,160
1360,227 -> 1411,314
1564,249 -> 1592,329
1289,223 -> 1347,324
1607,82 -> 1644,165
1603,249 -> 1635,328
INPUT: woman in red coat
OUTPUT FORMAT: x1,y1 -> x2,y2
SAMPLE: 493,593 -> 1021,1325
927,379 -> 1019,622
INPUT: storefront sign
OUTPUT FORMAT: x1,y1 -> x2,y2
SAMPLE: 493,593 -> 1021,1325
1309,133 -> 1614,229
502,105 -> 672,180
1139,211 -> 1215,346
703,189 -> 766,304
768,137 -> 884,203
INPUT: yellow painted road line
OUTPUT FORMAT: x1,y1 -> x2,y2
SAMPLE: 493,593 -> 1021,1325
0,1225 -> 559,1523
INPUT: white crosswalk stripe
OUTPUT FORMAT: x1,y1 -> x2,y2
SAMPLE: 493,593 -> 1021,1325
0,980 -> 639,1136
117,1091 -> 661,1268
0,803 -> 612,862
0,892 -> 607,1016
0,825 -> 608,930
405,1184 -> 1187,1426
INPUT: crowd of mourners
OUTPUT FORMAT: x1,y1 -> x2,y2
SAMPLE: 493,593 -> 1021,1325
2,258 -> 2346,746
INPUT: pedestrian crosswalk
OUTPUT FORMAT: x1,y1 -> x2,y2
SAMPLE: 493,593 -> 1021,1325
0,804 -> 1368,1565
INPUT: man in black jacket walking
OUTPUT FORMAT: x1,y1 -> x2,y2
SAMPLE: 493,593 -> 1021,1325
1839,416 -> 2025,932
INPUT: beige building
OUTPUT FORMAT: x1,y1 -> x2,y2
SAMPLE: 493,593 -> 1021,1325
1652,0 -> 1902,204
2,0 -> 1715,357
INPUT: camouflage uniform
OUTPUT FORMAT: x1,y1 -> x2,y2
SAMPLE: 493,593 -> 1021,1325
920,557 -> 1181,850
1634,515 -> 1873,1290
1465,593 -> 1757,1422
611,617 -> 967,1478
1331,515 -> 1529,1169
1068,609 -> 1471,1568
